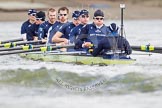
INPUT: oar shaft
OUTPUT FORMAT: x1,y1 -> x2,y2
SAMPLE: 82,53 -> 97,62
16,40 -> 42,46
0,40 -> 42,48
0,49 -> 40,55
131,45 -> 162,54
0,38 -> 23,44
0,47 -> 21,51
0,44 -> 74,55
0,44 -> 51,52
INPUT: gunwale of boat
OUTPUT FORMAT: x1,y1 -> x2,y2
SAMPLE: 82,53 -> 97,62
19,52 -> 135,65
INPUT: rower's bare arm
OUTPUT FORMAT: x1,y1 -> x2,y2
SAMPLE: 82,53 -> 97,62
52,31 -> 68,43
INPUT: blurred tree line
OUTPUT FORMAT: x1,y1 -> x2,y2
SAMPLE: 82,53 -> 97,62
91,0 -> 162,7
28,0 -> 162,7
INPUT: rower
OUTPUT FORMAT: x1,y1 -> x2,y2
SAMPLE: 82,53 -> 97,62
91,23 -> 132,58
69,9 -> 90,44
108,23 -> 119,37
75,9 -> 110,50
52,10 -> 81,45
47,7 -> 69,44
38,8 -> 57,43
21,9 -> 37,41
26,11 -> 46,41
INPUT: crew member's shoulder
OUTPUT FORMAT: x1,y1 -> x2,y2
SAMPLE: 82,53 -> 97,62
40,21 -> 48,26
55,21 -> 60,24
30,23 -> 37,28
87,23 -> 95,27
60,22 -> 72,29
64,22 -> 73,26
81,23 -> 93,29
21,20 -> 31,26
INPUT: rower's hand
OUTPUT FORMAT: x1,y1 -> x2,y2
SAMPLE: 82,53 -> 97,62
63,39 -> 69,44
41,39 -> 47,43
82,42 -> 92,48
22,34 -> 27,41
33,36 -> 38,41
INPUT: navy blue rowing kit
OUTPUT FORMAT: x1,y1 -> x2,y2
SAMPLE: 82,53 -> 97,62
26,23 -> 39,41
47,21 -> 63,44
75,23 -> 110,49
69,24 -> 84,44
58,22 -> 76,39
91,36 -> 132,57
21,20 -> 33,36
38,21 -> 53,40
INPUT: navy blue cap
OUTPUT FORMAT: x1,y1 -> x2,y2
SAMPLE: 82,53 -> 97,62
80,9 -> 89,16
108,23 -> 119,32
72,10 -> 80,19
94,9 -> 104,17
36,11 -> 45,21
28,9 -> 37,15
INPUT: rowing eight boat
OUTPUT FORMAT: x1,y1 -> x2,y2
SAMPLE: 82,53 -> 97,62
19,52 -> 135,65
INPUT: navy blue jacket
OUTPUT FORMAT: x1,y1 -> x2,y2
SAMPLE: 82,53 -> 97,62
69,24 -> 84,44
47,21 -> 63,44
75,23 -> 110,49
58,22 -> 76,39
38,21 -> 53,40
21,20 -> 32,35
26,23 -> 39,41
92,36 -> 132,56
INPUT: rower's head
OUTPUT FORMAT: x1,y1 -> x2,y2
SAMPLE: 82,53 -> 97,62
109,23 -> 119,32
72,10 -> 80,20
35,11 -> 46,24
47,8 -> 57,24
28,9 -> 37,16
28,9 -> 37,22
108,23 -> 119,36
72,10 -> 81,26
79,9 -> 89,25
93,9 -> 104,26
58,7 -> 69,23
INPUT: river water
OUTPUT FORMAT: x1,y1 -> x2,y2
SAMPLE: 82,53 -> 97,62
0,20 -> 162,108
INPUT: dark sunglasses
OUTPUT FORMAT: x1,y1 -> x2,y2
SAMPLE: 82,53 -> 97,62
36,18 -> 43,21
36,19 -> 41,21
95,17 -> 104,20
59,14 -> 67,16
81,15 -> 89,18
30,14 -> 36,16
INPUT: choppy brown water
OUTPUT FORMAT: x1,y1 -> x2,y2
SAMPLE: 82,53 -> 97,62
0,20 -> 162,108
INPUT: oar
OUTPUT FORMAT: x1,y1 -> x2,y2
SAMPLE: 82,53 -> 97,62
131,45 -> 162,54
0,38 -> 23,44
0,44 -> 56,52
0,40 -> 42,48
0,44 -> 74,56
120,4 -> 125,37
